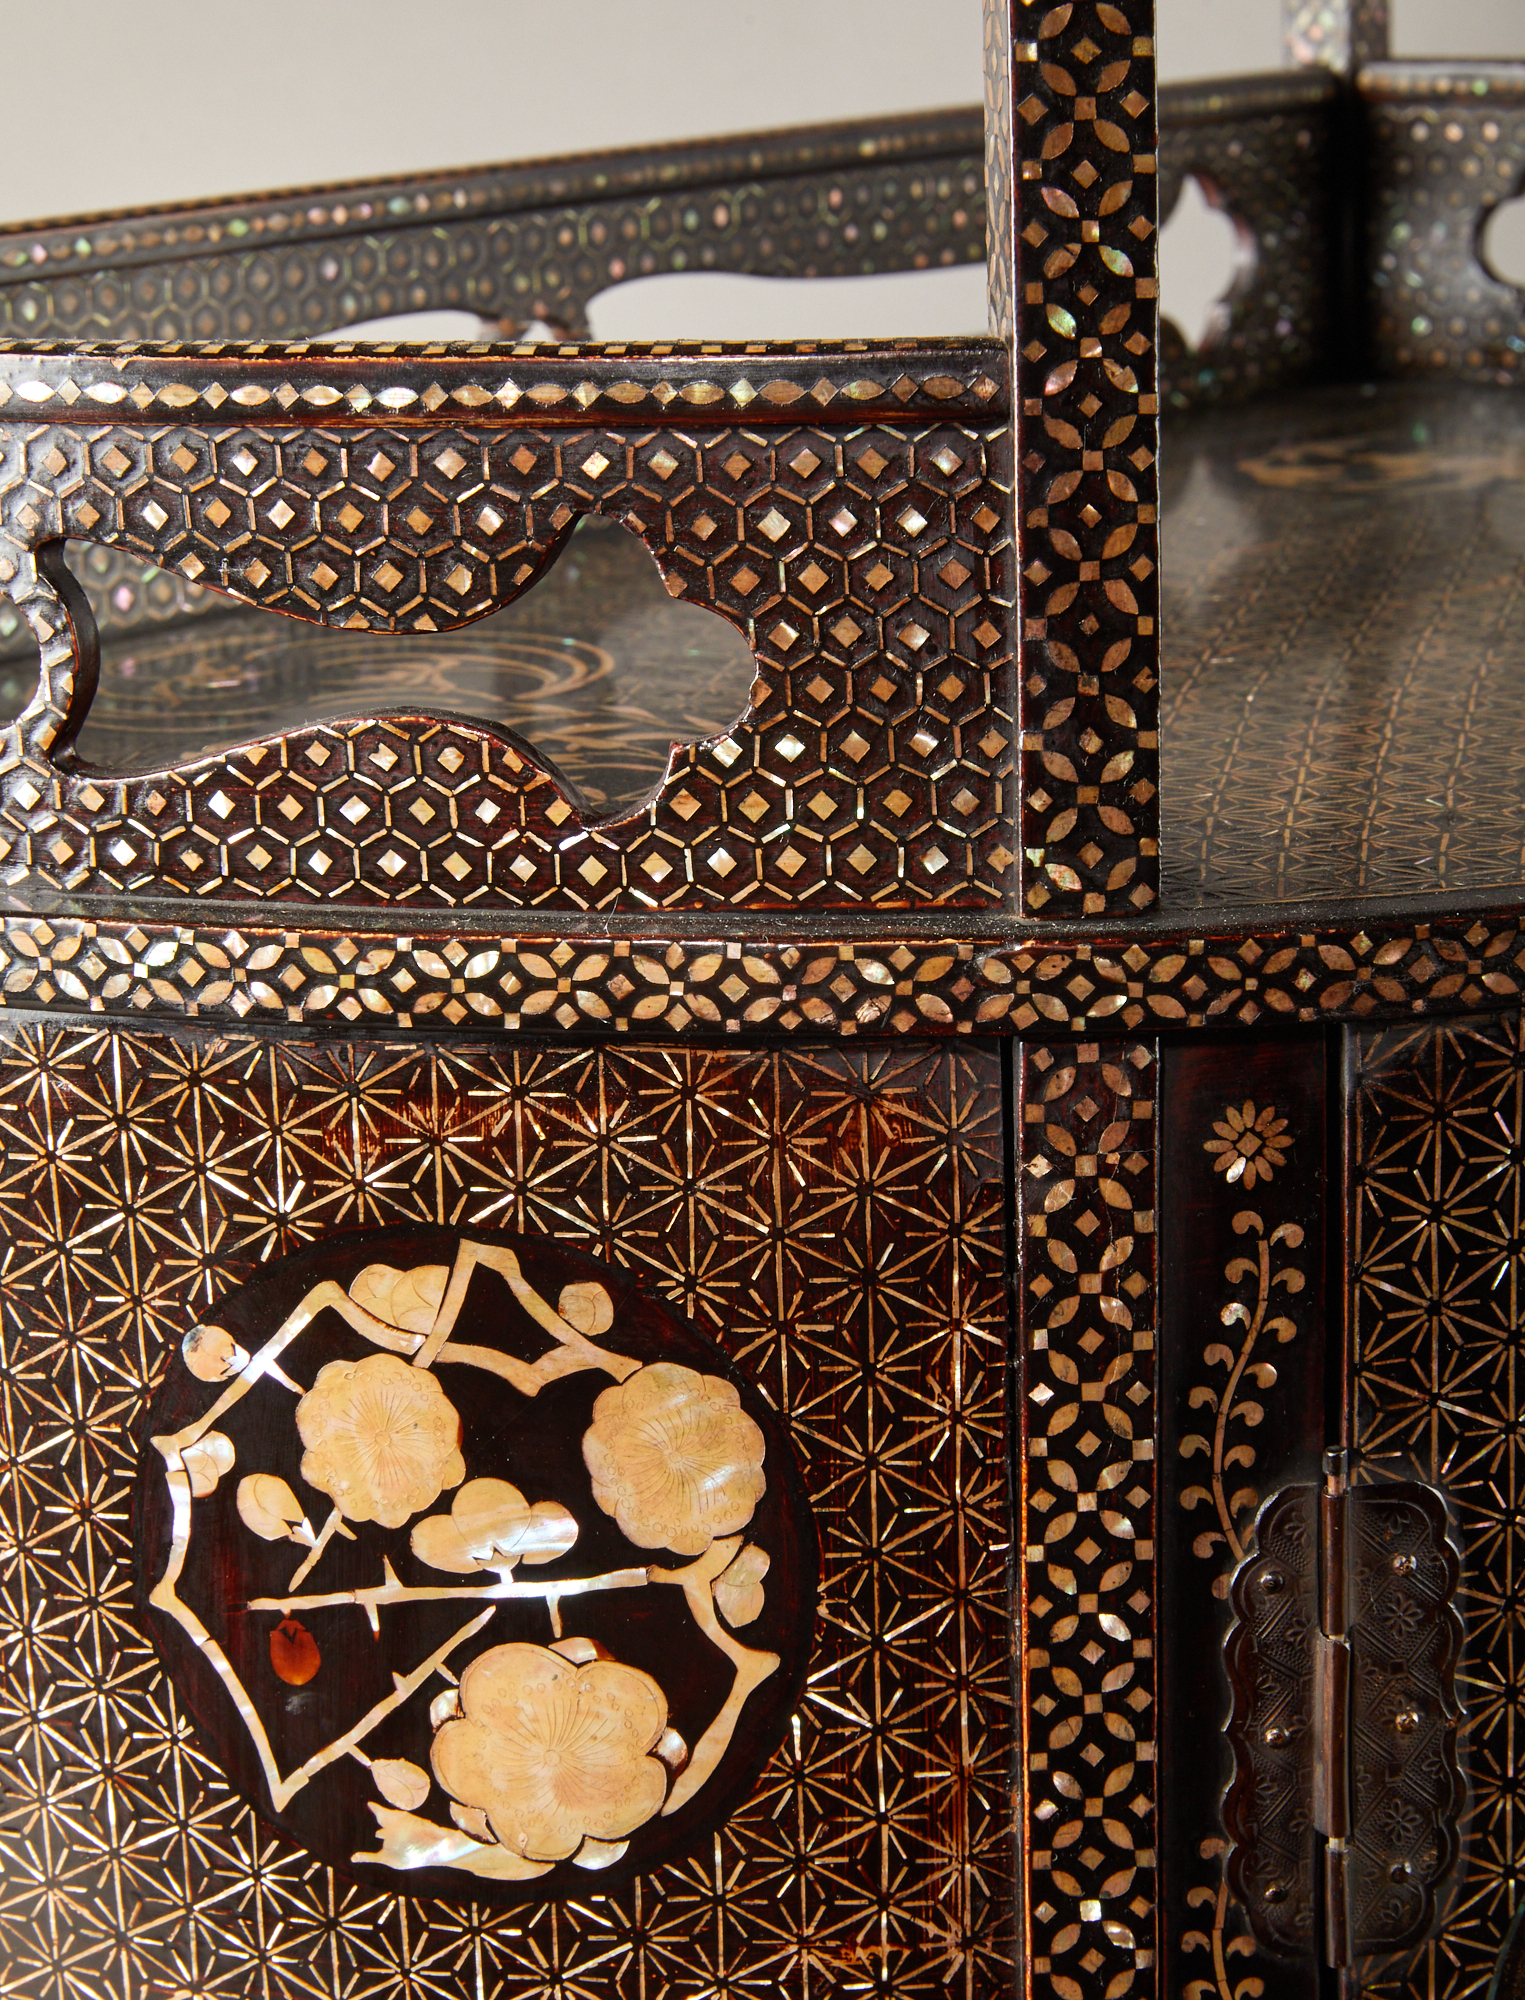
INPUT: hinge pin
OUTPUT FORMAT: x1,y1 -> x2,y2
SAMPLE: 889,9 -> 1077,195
1318,1447 -> 1352,1968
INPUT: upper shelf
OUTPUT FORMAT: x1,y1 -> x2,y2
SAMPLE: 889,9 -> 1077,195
0,0 -> 1520,942
20,373 -> 1522,921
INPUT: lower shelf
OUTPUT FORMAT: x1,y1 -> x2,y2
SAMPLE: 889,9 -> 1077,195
1161,379 -> 1525,914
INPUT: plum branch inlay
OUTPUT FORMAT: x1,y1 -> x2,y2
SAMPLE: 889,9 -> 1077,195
140,1225 -> 814,1901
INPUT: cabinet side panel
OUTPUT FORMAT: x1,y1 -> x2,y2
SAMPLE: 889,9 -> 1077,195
1351,1014 -> 1525,2000
0,1024 -> 1013,1999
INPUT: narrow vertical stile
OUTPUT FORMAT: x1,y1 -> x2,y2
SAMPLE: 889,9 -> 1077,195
1017,1039 -> 1160,2000
1317,1449 -> 1352,1969
986,0 -> 1161,921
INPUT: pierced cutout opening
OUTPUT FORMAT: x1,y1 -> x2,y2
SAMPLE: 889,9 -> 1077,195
1480,194 -> 1525,294
317,310 -> 502,344
310,262 -> 994,349
316,310 -> 577,344
0,517 -> 757,819
586,263 -> 989,343
1159,172 -> 1251,353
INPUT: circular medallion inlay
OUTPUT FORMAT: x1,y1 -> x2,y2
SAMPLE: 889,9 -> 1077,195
137,1226 -> 816,1900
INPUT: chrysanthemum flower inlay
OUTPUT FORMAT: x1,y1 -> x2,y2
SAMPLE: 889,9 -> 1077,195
1204,1100 -> 1290,1190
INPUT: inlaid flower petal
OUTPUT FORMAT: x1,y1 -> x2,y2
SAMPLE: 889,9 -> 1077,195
372,1758 -> 431,1811
297,1352 -> 464,1529
237,1472 -> 310,1544
432,1642 -> 670,1862
713,1542 -> 770,1627
350,1262 -> 451,1334
572,1836 -> 629,1870
182,1323 -> 249,1382
442,1479 -> 580,1569
511,1501 -> 579,1566
449,1802 -> 494,1843
411,1511 -> 484,1574
183,1430 -> 235,1498
450,1478 -> 531,1562
1204,1099 -> 1291,1191
558,1280 -> 614,1337
270,1617 -> 321,1686
582,1362 -> 766,1555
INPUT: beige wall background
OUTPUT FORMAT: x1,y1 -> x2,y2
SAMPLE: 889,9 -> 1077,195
2,0 -> 1520,343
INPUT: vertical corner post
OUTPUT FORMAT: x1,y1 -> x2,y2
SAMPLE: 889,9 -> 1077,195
986,0 -> 1160,922
1285,1 -> 1390,72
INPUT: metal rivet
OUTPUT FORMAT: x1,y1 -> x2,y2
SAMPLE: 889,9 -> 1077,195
1394,1708 -> 1421,1735
1261,1569 -> 1285,1594
1392,1553 -> 1417,1574
1389,1860 -> 1413,1881
1264,1883 -> 1288,1904
1264,1725 -> 1290,1746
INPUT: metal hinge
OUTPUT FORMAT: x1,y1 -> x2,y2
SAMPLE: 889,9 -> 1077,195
1223,1450 -> 1463,1967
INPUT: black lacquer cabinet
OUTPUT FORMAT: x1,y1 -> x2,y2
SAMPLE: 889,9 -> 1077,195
1,4 -> 1524,1996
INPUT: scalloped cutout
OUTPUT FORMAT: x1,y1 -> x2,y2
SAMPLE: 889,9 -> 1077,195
586,264 -> 989,343
310,264 -> 993,349
1159,172 -> 1252,353
1480,193 -> 1525,295
0,516 -> 757,818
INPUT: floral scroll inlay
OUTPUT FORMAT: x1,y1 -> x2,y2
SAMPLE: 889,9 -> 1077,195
1181,1100 -> 1307,1601
138,1227 -> 815,1902
1178,1090 -> 1310,1991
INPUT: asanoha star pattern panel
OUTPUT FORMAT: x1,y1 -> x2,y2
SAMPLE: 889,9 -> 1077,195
0,1025 -> 1013,1999
1353,1015 -> 1525,2000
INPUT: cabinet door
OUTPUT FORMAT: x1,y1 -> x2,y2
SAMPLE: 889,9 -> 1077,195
1141,1019 -> 1525,2000
1017,1034 -> 1335,2000
0,1024 -> 1014,1999
1157,1033 -> 1331,2000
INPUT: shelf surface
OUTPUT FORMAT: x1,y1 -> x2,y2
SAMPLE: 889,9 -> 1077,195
1161,379 -> 1525,912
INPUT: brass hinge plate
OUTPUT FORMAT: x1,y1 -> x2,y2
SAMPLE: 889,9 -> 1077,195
1223,1467 -> 1463,1964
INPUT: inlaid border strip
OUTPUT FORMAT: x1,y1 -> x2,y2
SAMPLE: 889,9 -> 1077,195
997,0 -> 1161,921
0,346 -> 1009,427
0,108 -> 989,287
2,906 -> 1520,1036
1017,1038 -> 1160,2000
